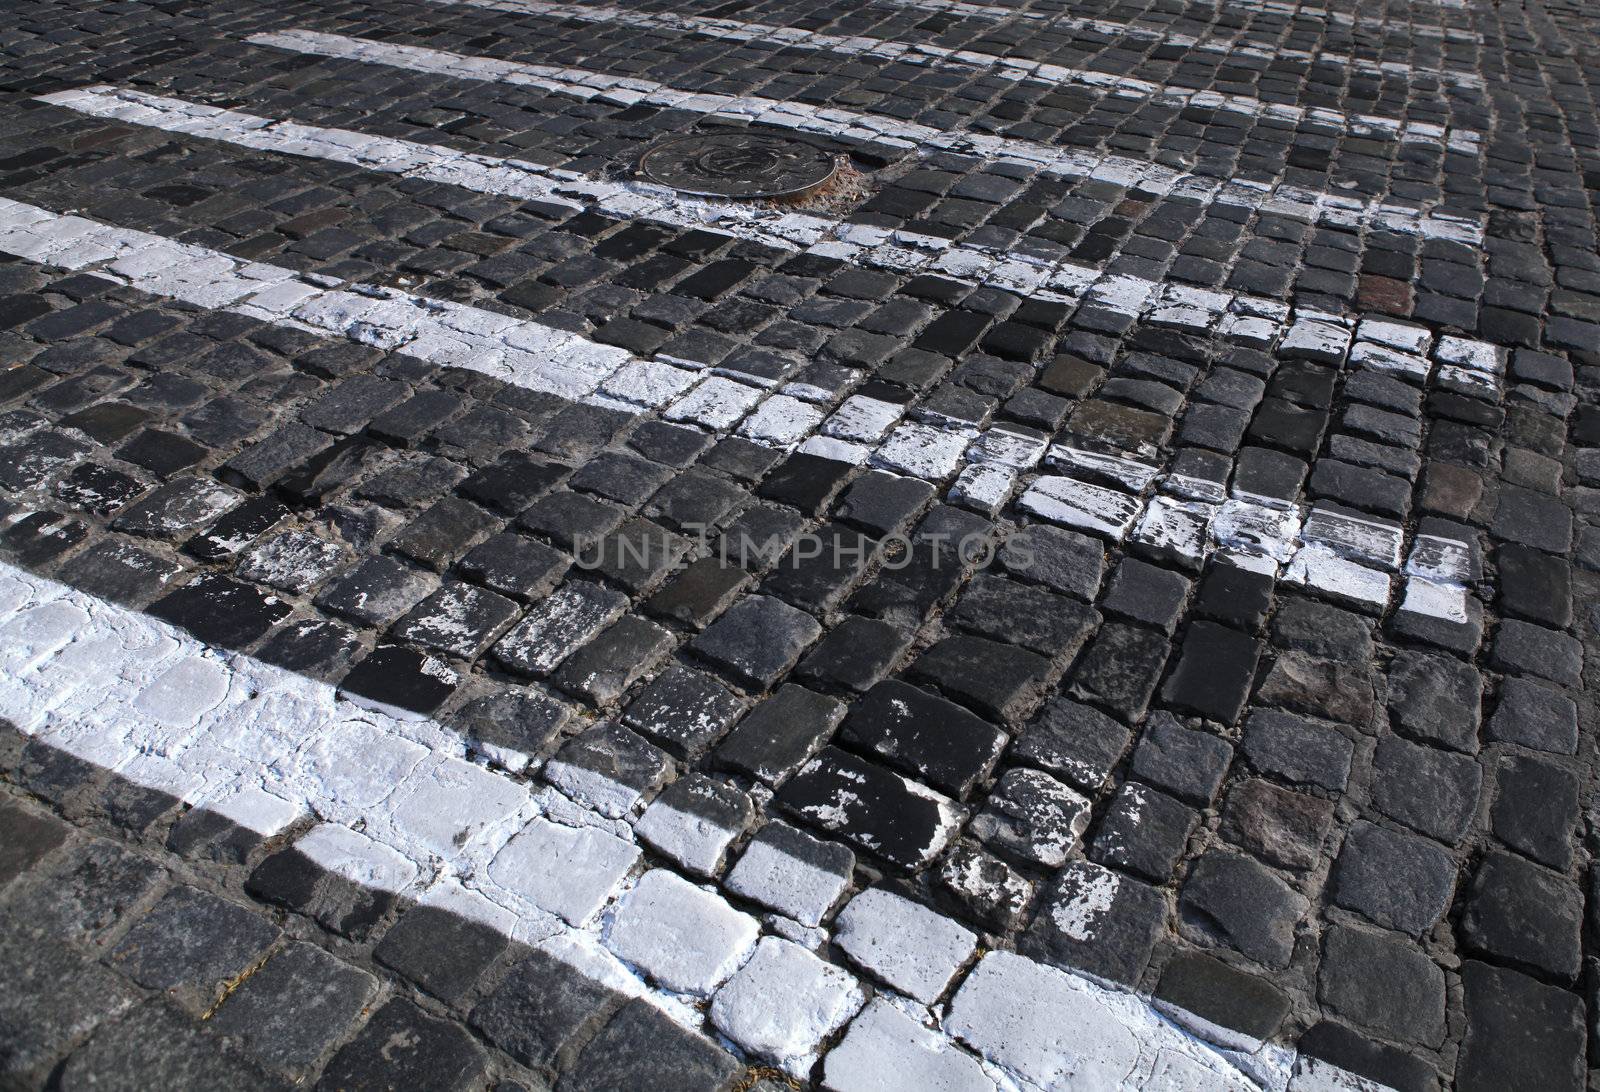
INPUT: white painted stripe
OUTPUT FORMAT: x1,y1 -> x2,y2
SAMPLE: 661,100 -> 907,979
237,29 -> 1484,247
0,558 -> 1393,1089
878,0 -> 1048,21
1221,0 -> 1472,21
0,194 -> 641,402
883,0 -> 1484,87
0,190 -> 1502,609
43,78 -> 1443,309
33,85 -> 1493,344
422,0 -> 1483,152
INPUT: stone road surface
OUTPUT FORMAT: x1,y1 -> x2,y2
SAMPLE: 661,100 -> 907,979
0,0 -> 1597,1087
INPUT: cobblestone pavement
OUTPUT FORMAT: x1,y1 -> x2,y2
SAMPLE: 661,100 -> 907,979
0,0 -> 1597,1086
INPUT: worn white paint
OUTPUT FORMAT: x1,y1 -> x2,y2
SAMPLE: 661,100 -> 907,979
883,0 -> 1484,87
0,558 -> 1384,1088
0,195 -> 1482,620
240,30 -> 1485,244
420,0 -> 1482,153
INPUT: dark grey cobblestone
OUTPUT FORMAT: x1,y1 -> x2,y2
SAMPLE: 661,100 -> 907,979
0,0 -> 1595,1084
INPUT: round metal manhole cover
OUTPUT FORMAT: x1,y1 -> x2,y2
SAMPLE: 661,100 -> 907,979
639,133 -> 840,199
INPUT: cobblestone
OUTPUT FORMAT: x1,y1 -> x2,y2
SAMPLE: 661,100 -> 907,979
0,0 -> 1596,1082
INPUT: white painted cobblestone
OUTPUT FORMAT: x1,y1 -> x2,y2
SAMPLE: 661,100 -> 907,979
407,4 -> 1484,154
834,888 -> 977,1004
487,817 -> 640,926
709,936 -> 866,1074
604,869 -> 759,996
171,36 -> 1480,249
946,951 -> 1143,1088
634,795 -> 746,877
725,835 -> 853,928
0,560 -> 1377,1088
825,1000 -> 999,1092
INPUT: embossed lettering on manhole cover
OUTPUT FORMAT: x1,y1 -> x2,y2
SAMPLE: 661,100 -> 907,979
639,133 -> 840,199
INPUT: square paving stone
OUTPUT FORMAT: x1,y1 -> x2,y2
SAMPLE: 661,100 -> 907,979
1239,710 -> 1354,792
970,767 -> 1091,869
1102,558 -> 1191,633
1497,541 -> 1573,627
947,573 -> 1099,657
112,476 -> 240,539
320,998 -> 488,1092
391,583 -> 522,660
493,580 -> 629,678
1295,1022 -> 1441,1092
207,941 -> 378,1080
622,664 -> 744,758
374,906 -> 509,1005
634,774 -> 755,877
838,679 -> 1007,799
1456,961 -> 1585,1092
316,556 -> 435,627
725,819 -> 855,928
457,532 -> 568,600
998,524 -> 1105,600
1020,860 -> 1166,987
1011,697 -> 1132,793
1330,821 -> 1457,938
551,615 -> 676,705
148,574 -> 292,650
0,800 -> 68,889
835,471 -> 936,537
388,496 -> 498,571
644,557 -> 750,629
1317,925 -> 1447,1048
471,949 -> 627,1077
340,644 -> 460,717
1459,851 -> 1582,981
795,615 -> 913,693
558,998 -> 741,1092
115,429 -> 208,478
645,468 -> 749,532
520,490 -> 626,550
1129,714 -> 1233,807
775,747 -> 959,872
1219,778 -> 1335,871
713,685 -> 845,786
56,462 -> 147,517
107,886 -> 281,1015
183,496 -> 289,563
580,517 -> 691,595
1489,619 -> 1584,687
235,530 -> 346,595
1090,781 -> 1198,883
1160,621 -> 1262,725
1068,623 -> 1170,721
1255,652 -> 1377,727
763,522 -> 877,612
1370,735 -> 1482,845
55,539 -> 183,607
0,930 -> 139,1087
1485,677 -> 1579,753
691,594 -> 822,689
57,1000 -> 277,1092
1385,650 -> 1482,753
1179,849 -> 1308,969
1155,952 -> 1290,1047
541,721 -> 672,819
1490,754 -> 1580,869
458,452 -> 567,514
910,634 -> 1054,721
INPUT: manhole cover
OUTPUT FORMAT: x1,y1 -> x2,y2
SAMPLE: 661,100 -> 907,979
639,133 -> 839,199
